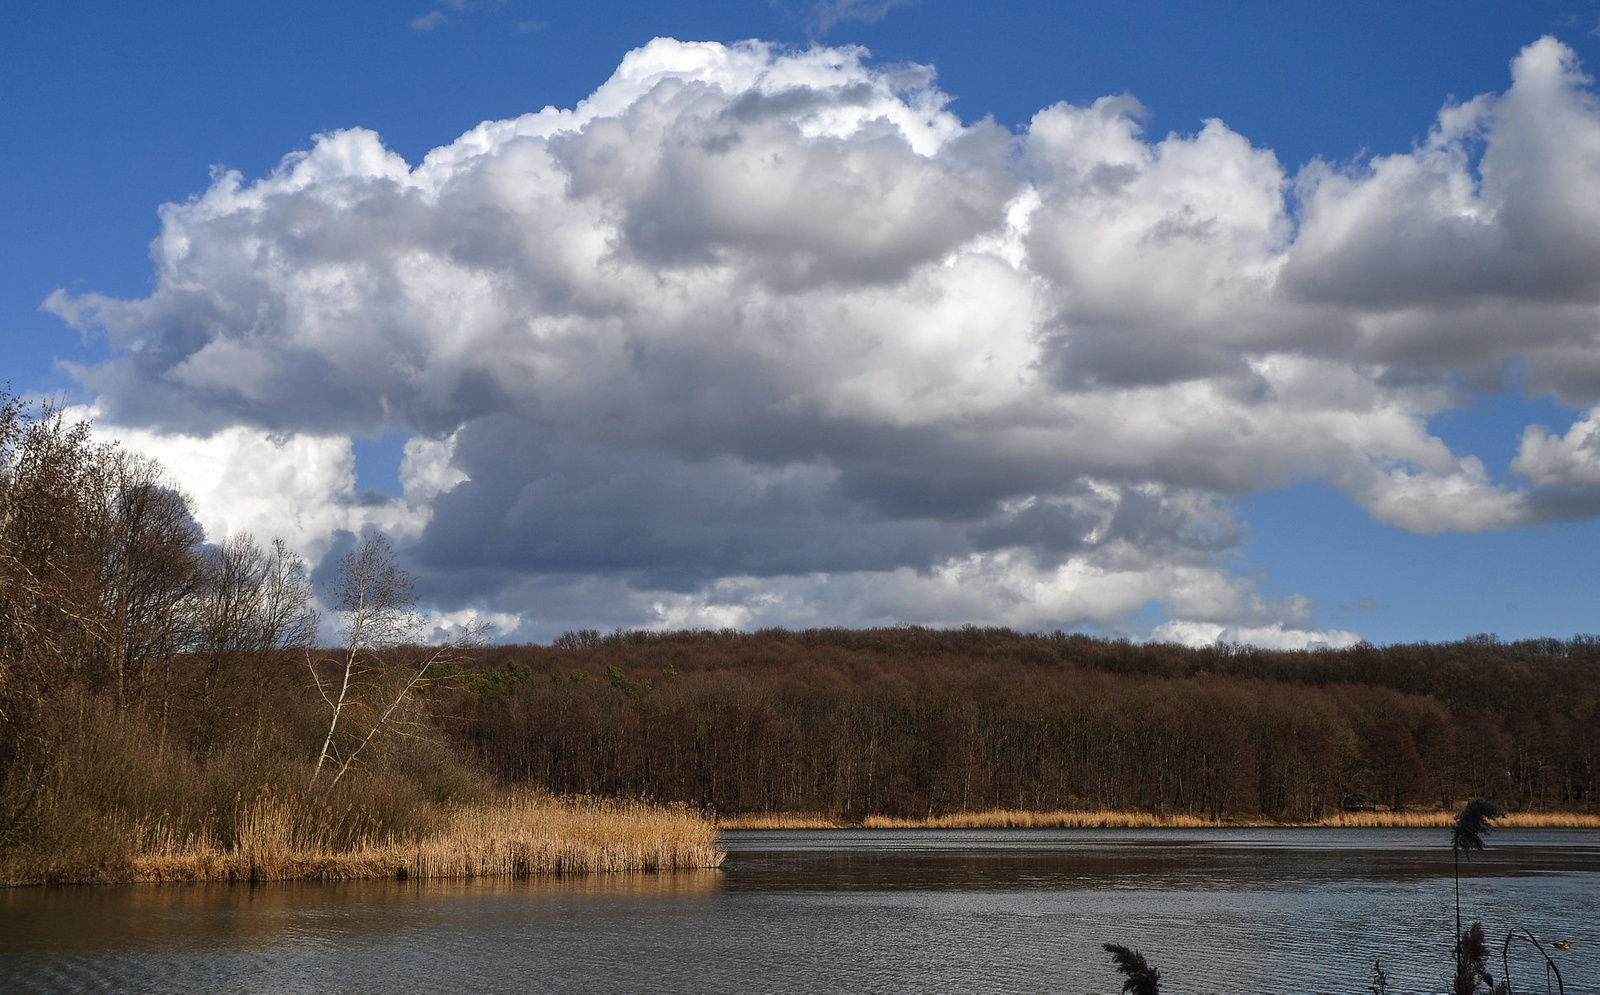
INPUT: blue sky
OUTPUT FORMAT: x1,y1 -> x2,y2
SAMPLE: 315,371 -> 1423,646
9,1 -> 1600,645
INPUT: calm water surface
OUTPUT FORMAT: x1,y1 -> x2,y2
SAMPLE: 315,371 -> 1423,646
3,828 -> 1596,994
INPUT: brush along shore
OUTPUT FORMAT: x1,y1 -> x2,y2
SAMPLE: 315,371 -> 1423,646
717,808 -> 1600,830
7,793 -> 724,886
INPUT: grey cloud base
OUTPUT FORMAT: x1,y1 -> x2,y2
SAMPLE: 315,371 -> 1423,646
45,37 -> 1600,645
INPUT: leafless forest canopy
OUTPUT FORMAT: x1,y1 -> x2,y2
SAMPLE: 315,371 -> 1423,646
451,626 -> 1600,821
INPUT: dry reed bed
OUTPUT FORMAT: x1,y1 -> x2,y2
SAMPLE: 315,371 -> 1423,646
94,794 -> 724,885
862,810 -> 1219,829
719,812 -> 844,829
721,809 -> 1600,830
1313,809 -> 1600,829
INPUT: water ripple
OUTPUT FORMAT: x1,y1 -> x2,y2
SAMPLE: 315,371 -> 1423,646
3,830 -> 1596,994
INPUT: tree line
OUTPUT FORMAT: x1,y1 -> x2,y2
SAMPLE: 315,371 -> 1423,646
449,627 -> 1599,820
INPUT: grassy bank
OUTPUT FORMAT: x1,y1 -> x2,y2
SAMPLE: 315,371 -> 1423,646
718,808 -> 1600,830
0,692 -> 724,887
8,791 -> 722,886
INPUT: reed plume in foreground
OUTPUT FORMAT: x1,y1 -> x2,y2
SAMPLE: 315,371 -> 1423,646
1102,943 -> 1162,995
1453,798 -> 1504,857
1451,799 -> 1505,961
1452,922 -> 1503,995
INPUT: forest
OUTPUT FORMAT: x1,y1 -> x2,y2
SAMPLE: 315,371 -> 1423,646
451,625 -> 1600,822
1,391 -> 1596,881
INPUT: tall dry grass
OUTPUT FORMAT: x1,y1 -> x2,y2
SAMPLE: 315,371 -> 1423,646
722,807 -> 1600,830
719,809 -> 1221,829
1312,809 -> 1600,829
36,792 -> 724,885
862,809 -> 1220,829
2,688 -> 723,886
718,812 -> 844,829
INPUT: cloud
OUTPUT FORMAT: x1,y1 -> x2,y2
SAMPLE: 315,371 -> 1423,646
45,36 -> 1600,642
74,411 -> 446,566
1283,38 -> 1600,397
810,0 -> 916,33
1514,409 -> 1600,488
1150,620 -> 1364,652
411,1 -> 473,31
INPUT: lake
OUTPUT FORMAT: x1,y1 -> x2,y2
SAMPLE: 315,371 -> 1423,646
3,828 -> 1596,993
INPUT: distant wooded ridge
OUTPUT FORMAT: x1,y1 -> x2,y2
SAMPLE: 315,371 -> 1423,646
449,626 -> 1599,822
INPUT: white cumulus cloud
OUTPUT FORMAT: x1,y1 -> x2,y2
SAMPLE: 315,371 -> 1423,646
44,36 -> 1600,643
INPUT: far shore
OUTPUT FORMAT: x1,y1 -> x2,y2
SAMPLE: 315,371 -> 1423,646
717,808 -> 1600,830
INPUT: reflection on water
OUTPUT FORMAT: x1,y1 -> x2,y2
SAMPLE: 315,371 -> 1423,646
3,829 -> 1596,994
721,827 -> 1600,892
3,871 -> 725,955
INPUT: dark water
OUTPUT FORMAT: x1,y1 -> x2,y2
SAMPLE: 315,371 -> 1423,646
3,828 -> 1596,993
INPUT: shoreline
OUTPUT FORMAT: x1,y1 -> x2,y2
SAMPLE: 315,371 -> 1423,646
13,802 -> 1590,885
717,808 -> 1600,830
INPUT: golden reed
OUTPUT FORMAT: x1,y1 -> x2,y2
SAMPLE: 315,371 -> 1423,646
1312,809 -> 1600,829
71,793 -> 724,885
718,812 -> 845,829
720,808 -> 1600,830
862,810 -> 1217,829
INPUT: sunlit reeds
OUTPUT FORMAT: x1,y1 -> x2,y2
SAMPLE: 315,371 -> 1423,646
398,794 -> 725,880
861,809 -> 1219,829
1313,809 -> 1600,829
717,812 -> 845,829
12,792 -> 723,885
721,807 -> 1600,830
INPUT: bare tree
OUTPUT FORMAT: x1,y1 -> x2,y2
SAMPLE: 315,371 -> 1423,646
0,396 -> 112,676
190,533 -> 317,747
91,451 -> 203,714
0,394 -> 201,845
308,534 -> 479,787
